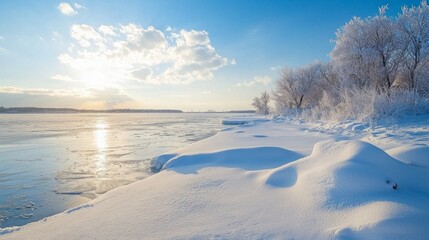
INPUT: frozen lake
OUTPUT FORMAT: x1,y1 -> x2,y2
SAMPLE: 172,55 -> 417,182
0,113 -> 240,228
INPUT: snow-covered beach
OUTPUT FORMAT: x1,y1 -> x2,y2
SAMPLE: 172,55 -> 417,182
2,117 -> 429,239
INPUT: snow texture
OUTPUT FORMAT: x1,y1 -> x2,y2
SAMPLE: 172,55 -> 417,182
1,118 -> 428,240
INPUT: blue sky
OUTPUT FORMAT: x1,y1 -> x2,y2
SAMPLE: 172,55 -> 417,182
0,0 -> 421,111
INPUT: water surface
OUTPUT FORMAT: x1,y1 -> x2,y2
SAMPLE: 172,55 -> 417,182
0,113 -> 238,228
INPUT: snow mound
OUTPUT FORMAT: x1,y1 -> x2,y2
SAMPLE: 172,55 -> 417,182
260,140 -> 429,238
150,154 -> 177,172
264,165 -> 298,188
267,140 -> 429,192
162,147 -> 303,172
160,140 -> 429,238
388,144 -> 429,168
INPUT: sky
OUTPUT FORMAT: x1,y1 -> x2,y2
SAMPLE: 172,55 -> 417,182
0,0 -> 422,111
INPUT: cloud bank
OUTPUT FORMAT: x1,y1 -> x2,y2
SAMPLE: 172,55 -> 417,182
58,23 -> 231,85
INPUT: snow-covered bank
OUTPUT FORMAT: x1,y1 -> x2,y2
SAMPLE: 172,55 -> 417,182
1,119 -> 429,239
221,116 -> 270,125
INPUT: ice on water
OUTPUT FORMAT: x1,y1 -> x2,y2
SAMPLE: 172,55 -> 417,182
0,113 -> 234,228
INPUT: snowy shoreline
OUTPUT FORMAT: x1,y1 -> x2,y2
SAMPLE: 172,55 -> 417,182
1,118 -> 429,239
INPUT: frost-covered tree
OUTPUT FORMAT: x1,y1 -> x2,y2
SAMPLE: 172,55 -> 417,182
398,0 -> 429,92
272,2 -> 429,121
318,62 -> 341,89
331,6 -> 403,92
252,91 -> 270,115
272,63 -> 321,109
315,62 -> 345,108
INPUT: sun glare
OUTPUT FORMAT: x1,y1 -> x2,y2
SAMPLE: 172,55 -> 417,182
81,71 -> 108,89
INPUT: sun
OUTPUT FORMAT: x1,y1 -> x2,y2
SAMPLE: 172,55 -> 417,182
81,70 -> 108,89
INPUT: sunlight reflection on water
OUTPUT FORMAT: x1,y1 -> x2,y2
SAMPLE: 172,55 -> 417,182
94,120 -> 108,173
0,113 -> 245,228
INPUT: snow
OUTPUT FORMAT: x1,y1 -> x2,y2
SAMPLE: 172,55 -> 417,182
388,144 -> 429,168
1,118 -> 429,239
221,116 -> 269,125
162,146 -> 303,172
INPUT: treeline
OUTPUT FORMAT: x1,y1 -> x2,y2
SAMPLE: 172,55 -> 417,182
0,107 -> 255,114
253,1 -> 429,121
0,107 -> 183,114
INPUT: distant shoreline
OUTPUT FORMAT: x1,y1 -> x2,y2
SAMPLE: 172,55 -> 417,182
0,107 -> 255,114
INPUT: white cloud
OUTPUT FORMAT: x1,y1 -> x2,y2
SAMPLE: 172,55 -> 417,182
73,3 -> 84,9
51,74 -> 74,82
0,36 -> 4,40
132,67 -> 153,81
120,24 -> 167,50
58,2 -> 78,16
236,76 -> 272,87
98,25 -> 117,36
59,24 -> 230,85
70,24 -> 102,47
174,29 -> 210,47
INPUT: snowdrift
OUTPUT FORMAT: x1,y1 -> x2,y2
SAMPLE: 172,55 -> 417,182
158,146 -> 303,172
388,144 -> 429,168
1,122 -> 428,240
